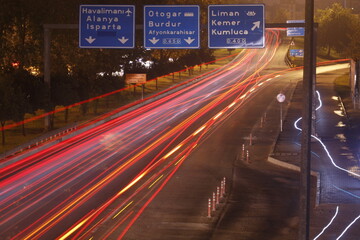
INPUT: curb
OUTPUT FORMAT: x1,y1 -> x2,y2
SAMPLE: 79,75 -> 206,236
267,156 -> 320,206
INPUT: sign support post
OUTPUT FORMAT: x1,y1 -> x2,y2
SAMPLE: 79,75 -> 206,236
276,93 -> 286,132
300,0 -> 315,239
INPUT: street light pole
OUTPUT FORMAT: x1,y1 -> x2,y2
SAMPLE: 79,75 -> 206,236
300,0 -> 315,239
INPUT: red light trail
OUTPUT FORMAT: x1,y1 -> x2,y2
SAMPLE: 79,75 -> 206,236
0,30 -> 298,239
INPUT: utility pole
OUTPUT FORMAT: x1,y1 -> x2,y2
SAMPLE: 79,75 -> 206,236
299,0 -> 314,239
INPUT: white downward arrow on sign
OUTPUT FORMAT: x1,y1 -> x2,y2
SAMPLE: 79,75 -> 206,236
184,37 -> 195,45
251,21 -> 261,31
85,36 -> 96,44
118,36 -> 129,44
149,37 -> 159,45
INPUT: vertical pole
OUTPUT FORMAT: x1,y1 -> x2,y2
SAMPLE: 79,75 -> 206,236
280,103 -> 283,132
220,180 -> 224,198
312,26 -> 318,136
212,193 -> 216,211
142,84 -> 144,100
223,177 -> 226,196
357,61 -> 360,104
216,187 -> 220,205
44,26 -> 51,130
300,0 -> 314,239
242,144 -> 245,159
208,198 -> 212,218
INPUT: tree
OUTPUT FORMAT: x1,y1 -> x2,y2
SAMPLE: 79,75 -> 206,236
347,16 -> 360,61
316,3 -> 358,57
0,75 -> 15,145
0,72 -> 27,144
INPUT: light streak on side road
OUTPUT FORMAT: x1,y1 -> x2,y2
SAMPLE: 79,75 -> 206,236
336,214 -> 360,240
294,91 -> 360,178
293,90 -> 360,239
313,206 -> 339,240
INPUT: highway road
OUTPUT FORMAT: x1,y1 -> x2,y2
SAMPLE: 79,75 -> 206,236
0,30 -> 285,239
0,26 -> 359,239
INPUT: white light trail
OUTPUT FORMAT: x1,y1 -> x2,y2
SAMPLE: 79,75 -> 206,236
294,91 -> 360,178
336,214 -> 360,240
313,206 -> 339,240
293,90 -> 360,239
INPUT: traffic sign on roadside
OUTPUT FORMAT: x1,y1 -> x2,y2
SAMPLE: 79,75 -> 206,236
144,5 -> 200,49
276,93 -> 286,103
290,49 -> 304,57
208,4 -> 265,49
126,74 -> 147,84
79,5 -> 135,48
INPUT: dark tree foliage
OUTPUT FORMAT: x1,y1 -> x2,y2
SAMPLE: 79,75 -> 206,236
316,3 -> 359,57
0,0 -> 217,134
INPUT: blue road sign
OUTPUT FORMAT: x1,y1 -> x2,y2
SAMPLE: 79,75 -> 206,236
79,5 -> 135,48
208,5 -> 265,49
287,20 -> 305,37
290,49 -> 304,57
144,5 -> 200,49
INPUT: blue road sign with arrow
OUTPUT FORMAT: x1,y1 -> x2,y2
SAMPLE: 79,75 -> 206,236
208,5 -> 265,49
79,5 -> 135,48
144,5 -> 200,49
287,20 -> 305,37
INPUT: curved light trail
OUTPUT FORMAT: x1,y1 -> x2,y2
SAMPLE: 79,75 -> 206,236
336,215 -> 360,240
313,206 -> 339,240
293,90 -> 360,239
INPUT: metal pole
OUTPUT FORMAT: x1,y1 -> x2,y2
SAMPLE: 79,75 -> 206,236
44,27 -> 51,130
300,0 -> 314,239
312,26 -> 318,136
280,102 -> 283,132
43,24 -> 77,131
142,84 -> 144,100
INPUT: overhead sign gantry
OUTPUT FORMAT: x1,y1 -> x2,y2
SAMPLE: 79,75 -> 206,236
287,20 -> 305,37
208,4 -> 265,49
79,5 -> 135,48
144,5 -> 200,49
